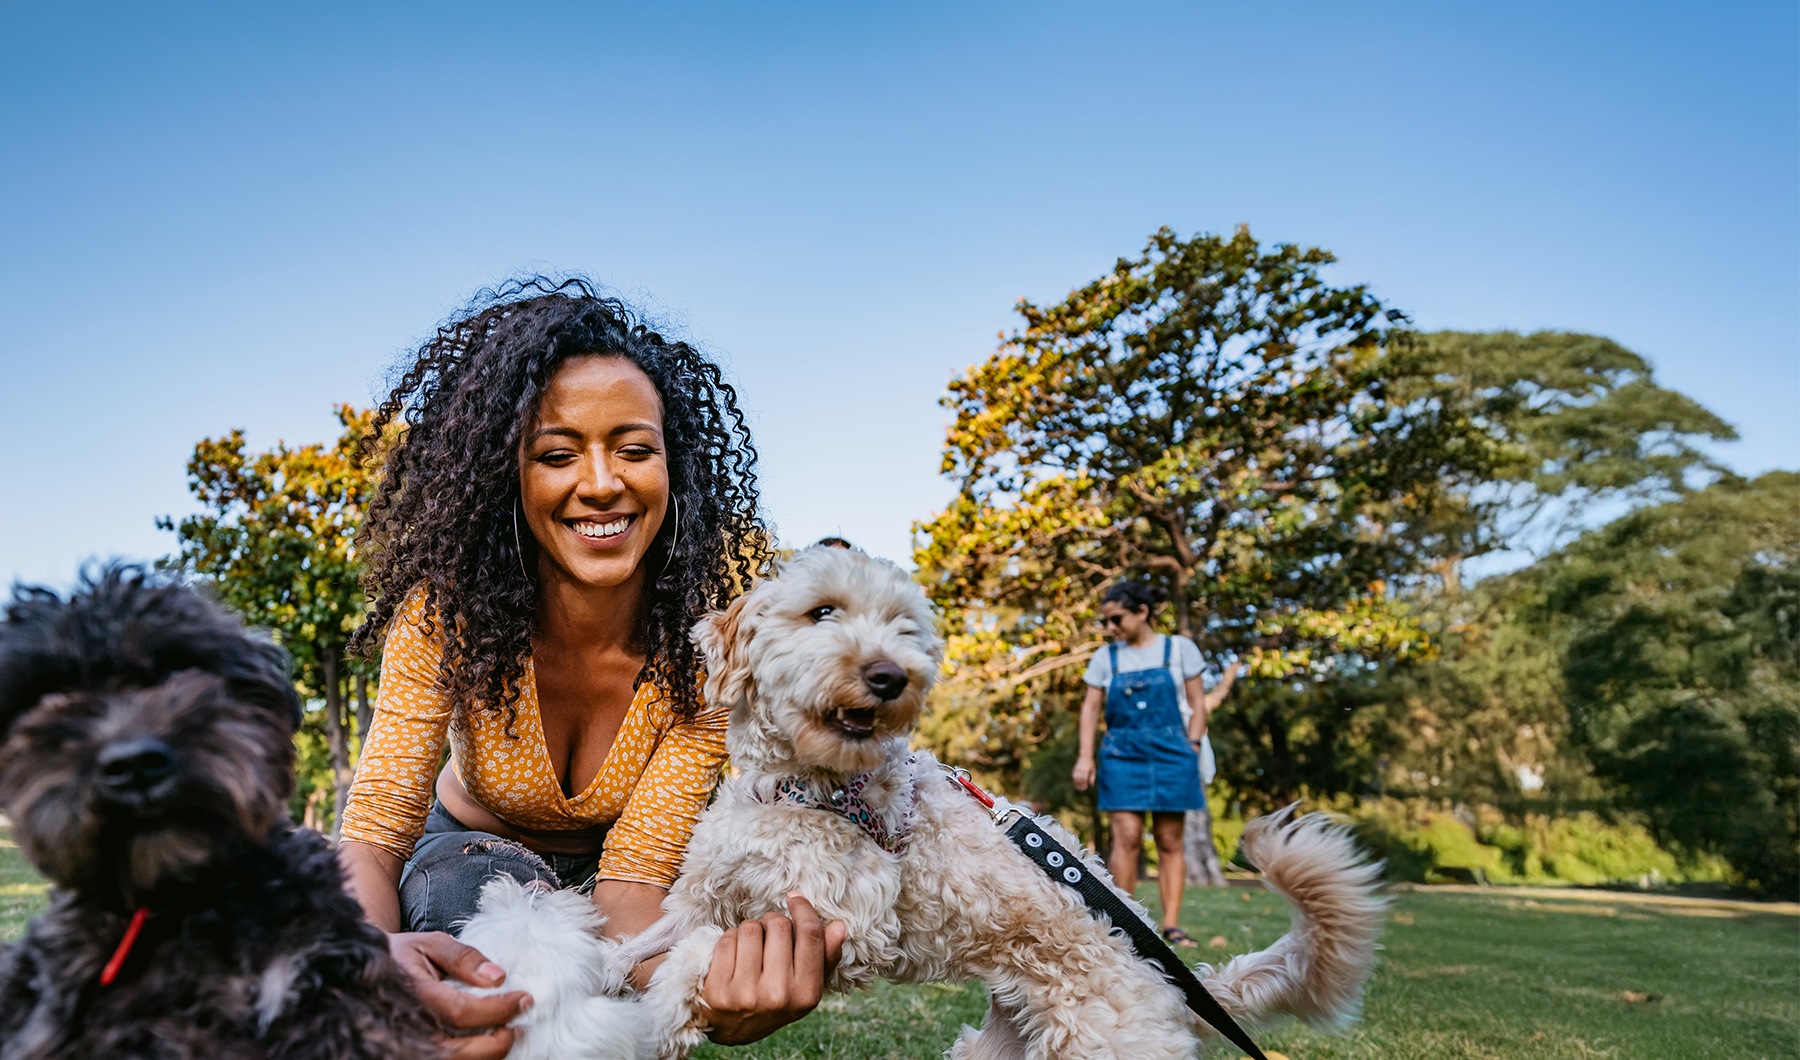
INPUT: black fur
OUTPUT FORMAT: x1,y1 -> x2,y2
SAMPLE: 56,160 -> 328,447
0,565 -> 440,1059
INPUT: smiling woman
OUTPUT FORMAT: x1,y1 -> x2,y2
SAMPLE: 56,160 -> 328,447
334,278 -> 844,1059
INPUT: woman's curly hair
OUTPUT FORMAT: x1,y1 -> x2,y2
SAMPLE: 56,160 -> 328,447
350,276 -> 772,728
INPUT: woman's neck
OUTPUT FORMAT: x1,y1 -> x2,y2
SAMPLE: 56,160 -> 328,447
534,571 -> 645,654
1123,626 -> 1158,649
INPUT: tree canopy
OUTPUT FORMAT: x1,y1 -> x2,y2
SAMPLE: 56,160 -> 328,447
1397,330 -> 1735,582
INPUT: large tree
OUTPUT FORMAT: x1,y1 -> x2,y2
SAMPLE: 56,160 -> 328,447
914,227 -> 1468,859
159,406 -> 380,831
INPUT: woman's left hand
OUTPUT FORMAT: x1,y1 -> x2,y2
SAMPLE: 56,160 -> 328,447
700,892 -> 848,1044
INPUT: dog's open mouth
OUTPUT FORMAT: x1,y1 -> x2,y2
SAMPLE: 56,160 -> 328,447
826,706 -> 879,738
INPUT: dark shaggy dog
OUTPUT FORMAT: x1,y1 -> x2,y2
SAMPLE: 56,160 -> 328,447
0,566 -> 440,1059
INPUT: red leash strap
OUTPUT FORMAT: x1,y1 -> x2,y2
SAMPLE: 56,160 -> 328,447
100,907 -> 150,986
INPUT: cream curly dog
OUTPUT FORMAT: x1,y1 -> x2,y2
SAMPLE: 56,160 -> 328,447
564,543 -> 1385,1060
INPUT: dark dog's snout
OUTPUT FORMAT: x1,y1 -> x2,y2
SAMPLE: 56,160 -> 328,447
862,661 -> 909,702
97,738 -> 177,796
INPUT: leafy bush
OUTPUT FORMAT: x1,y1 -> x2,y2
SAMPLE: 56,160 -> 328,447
1213,798 -> 1730,889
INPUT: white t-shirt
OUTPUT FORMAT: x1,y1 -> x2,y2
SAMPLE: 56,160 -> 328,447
1083,633 -> 1207,722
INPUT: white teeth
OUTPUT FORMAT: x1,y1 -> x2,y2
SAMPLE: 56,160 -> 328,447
573,517 -> 631,539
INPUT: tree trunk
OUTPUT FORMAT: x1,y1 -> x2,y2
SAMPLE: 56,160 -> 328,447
1184,747 -> 1228,889
302,786 -> 327,833
321,645 -> 354,837
1266,711 -> 1295,804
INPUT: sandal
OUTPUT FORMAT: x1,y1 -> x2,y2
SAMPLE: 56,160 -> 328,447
1161,925 -> 1199,948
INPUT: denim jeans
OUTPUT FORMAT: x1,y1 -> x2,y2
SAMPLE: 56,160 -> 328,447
397,801 -> 606,934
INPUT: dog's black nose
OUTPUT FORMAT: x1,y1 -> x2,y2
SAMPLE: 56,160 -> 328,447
863,661 -> 909,702
97,739 -> 176,793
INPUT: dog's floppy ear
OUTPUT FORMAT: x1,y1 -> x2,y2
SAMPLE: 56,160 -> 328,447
691,592 -> 755,712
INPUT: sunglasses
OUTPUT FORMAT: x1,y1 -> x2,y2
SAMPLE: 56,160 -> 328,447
1102,614 -> 1127,627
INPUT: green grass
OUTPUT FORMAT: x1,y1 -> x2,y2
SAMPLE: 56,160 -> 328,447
691,883 -> 1800,1060
0,823 -> 50,941
2,825 -> 1793,1058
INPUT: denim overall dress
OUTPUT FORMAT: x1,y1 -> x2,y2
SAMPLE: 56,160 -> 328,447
1096,636 -> 1207,812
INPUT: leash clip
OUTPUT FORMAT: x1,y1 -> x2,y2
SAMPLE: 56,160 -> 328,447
942,764 -> 1023,824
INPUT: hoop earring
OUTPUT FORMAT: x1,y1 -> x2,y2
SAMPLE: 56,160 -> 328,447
512,503 -> 531,582
659,493 -> 681,576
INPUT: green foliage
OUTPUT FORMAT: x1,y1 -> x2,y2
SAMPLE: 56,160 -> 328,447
1330,798 -> 1723,888
1532,472 -> 1800,895
1397,330 -> 1735,573
1207,813 -> 1246,864
1355,572 -> 1603,813
1297,473 -> 1797,895
157,406 -> 384,830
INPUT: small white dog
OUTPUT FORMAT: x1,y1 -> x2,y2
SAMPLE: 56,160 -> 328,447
613,544 -> 1386,1059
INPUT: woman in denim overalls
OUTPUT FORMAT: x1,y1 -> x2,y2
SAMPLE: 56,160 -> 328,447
1072,581 -> 1240,947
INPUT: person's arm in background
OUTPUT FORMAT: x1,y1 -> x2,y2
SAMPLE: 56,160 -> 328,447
1184,648 -> 1241,743
1072,684 -> 1105,791
1204,660 -> 1242,713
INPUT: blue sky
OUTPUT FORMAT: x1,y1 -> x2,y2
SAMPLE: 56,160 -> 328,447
1,1 -> 1794,586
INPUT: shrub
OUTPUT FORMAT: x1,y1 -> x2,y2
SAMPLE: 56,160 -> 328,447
1212,797 -> 1732,889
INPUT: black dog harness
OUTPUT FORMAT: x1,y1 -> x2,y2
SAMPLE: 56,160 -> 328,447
946,767 -> 1271,1060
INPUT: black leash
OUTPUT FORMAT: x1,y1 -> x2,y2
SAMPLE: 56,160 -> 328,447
949,770 -> 1270,1060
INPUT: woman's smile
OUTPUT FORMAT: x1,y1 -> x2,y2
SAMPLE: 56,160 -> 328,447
568,513 -> 636,542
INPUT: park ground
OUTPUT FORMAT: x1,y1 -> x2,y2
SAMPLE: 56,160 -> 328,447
2,823 -> 1794,1059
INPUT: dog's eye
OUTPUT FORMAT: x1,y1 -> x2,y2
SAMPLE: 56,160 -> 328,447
807,605 -> 837,622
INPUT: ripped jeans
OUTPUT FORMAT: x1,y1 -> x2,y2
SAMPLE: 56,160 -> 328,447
397,801 -> 606,934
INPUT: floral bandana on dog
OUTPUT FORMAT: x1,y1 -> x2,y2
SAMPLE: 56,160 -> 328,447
757,755 -> 920,854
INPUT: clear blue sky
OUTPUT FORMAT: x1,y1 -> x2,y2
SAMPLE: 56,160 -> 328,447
2,1 -> 1795,586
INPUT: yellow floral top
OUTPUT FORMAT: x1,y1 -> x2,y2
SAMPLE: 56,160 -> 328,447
338,591 -> 729,887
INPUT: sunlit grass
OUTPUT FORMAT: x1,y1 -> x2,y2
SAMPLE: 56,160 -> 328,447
693,880 -> 1798,1059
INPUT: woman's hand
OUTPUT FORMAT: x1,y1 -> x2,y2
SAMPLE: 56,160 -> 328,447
386,930 -> 532,1060
700,892 -> 848,1045
1072,754 -> 1096,792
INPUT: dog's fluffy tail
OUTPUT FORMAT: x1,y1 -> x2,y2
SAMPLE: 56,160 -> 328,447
1197,807 -> 1386,1031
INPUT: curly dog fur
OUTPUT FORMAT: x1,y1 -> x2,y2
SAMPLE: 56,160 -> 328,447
598,545 -> 1385,1059
0,566 -> 440,1059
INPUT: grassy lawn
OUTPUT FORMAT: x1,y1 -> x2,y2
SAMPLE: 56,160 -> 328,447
691,880 -> 1799,1060
2,824 -> 1793,1058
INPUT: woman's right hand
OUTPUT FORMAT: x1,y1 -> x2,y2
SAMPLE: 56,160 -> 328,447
699,892 -> 847,1045
1071,755 -> 1096,792
386,930 -> 532,1059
